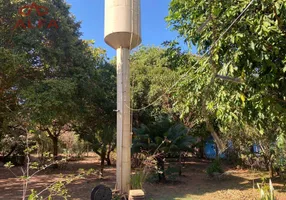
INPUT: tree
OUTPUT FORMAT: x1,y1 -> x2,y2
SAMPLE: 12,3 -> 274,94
21,79 -> 77,160
130,46 -> 178,127
132,116 -> 194,180
166,0 -> 286,175
80,126 -> 116,175
129,46 -> 200,181
164,123 -> 195,176
1,0 -> 102,162
76,60 -> 116,175
0,48 -> 33,163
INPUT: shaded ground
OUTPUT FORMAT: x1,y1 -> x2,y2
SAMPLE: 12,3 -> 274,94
0,155 -> 285,200
144,158 -> 286,200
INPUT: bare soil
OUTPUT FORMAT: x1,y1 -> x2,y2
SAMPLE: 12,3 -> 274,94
0,155 -> 285,200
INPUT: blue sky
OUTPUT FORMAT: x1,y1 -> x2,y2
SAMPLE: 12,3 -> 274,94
66,0 -> 193,59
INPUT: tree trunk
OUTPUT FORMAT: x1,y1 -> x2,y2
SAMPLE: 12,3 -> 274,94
199,140 -> 204,159
178,152 -> 182,176
215,144 -> 219,159
269,154 -> 274,178
156,154 -> 166,182
52,136 -> 58,161
3,144 -> 17,161
106,150 -> 112,166
205,119 -> 226,153
100,151 -> 106,178
269,161 -> 273,178
263,155 -> 270,171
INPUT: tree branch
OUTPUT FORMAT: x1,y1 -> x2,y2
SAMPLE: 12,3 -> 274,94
215,75 -> 243,84
55,130 -> 61,137
45,128 -> 53,138
273,4 -> 286,36
94,150 -> 101,156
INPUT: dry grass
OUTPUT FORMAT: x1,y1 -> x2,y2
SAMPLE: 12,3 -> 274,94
0,155 -> 285,200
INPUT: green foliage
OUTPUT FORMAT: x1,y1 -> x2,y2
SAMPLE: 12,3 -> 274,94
4,161 -> 15,169
1,0 -> 105,161
33,132 -> 53,157
22,79 -> 77,126
85,126 -> 115,155
75,61 -> 116,173
72,139 -> 89,158
132,118 -> 194,181
206,159 -> 224,177
130,46 -> 178,126
0,48 -> 29,162
165,0 -> 286,168
164,123 -> 195,154
0,0 -> 111,196
59,132 -> 89,159
132,115 -> 173,154
112,194 -> 126,200
28,190 -> 43,200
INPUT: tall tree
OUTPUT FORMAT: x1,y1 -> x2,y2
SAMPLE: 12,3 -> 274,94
76,59 -> 117,175
130,46 -> 178,127
166,0 -> 286,173
1,0 -> 102,160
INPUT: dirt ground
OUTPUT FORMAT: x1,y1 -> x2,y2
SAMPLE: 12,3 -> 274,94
0,155 -> 285,200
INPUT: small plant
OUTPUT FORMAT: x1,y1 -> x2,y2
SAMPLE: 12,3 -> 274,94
130,170 -> 147,189
257,178 -> 276,200
274,155 -> 286,187
112,193 -> 127,200
130,153 -> 158,189
4,129 -> 97,200
206,159 -> 224,177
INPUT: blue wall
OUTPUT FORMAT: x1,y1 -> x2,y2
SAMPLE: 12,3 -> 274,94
204,137 -> 226,159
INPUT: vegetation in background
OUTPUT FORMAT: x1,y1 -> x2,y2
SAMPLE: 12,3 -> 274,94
1,0 -> 286,199
166,0 -> 286,177
206,159 -> 224,177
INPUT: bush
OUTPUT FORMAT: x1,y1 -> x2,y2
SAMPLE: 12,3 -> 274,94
72,139 -> 88,158
206,159 -> 224,177
1,133 -> 27,165
273,156 -> 286,187
59,132 -> 89,159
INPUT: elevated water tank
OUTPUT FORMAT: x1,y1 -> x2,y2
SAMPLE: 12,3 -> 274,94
104,0 -> 142,49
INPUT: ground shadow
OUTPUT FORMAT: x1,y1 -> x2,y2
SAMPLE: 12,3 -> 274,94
0,156 -> 115,200
0,156 -> 285,200
143,157 -> 286,200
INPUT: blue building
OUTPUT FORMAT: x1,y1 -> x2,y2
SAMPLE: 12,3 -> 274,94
204,136 -> 261,159
204,136 -> 226,159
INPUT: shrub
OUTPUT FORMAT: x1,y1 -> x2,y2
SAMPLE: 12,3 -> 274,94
59,132 -> 89,159
72,139 -> 88,158
206,159 -> 224,177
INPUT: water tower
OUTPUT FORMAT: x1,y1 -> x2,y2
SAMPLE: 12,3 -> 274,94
104,0 -> 142,194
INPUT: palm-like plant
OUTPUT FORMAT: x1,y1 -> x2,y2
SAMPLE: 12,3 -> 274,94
164,123 -> 195,176
132,121 -> 195,180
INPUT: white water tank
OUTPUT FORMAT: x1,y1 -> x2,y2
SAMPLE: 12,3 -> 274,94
104,0 -> 142,50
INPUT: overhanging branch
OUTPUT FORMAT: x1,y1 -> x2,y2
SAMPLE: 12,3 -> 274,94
215,75 -> 244,84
